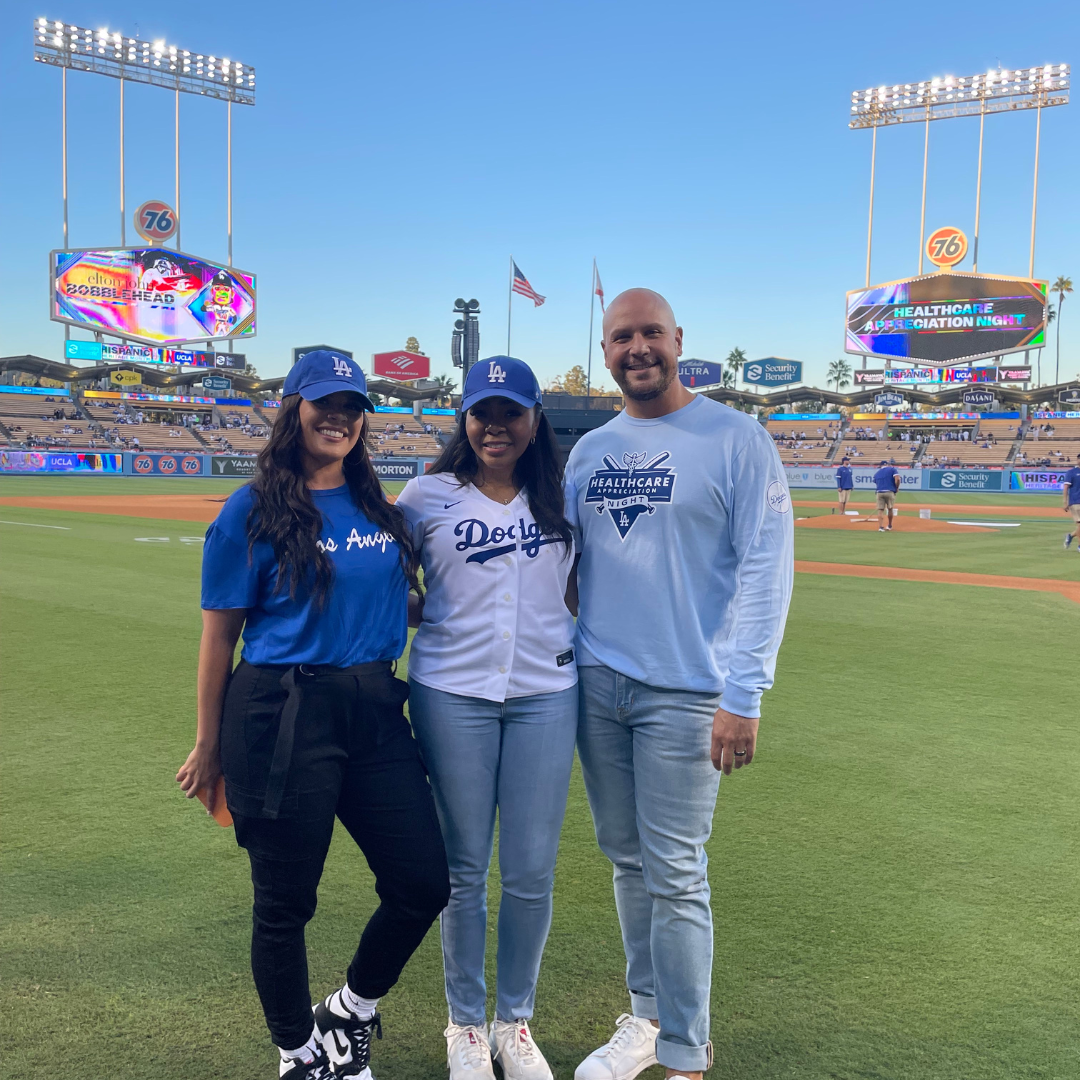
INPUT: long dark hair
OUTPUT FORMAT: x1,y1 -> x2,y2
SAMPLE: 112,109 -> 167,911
427,404 -> 573,554
246,394 -> 420,607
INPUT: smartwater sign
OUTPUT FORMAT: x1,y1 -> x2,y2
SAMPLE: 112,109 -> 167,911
678,360 -> 723,388
926,469 -> 1004,491
784,466 -> 922,490
743,358 -> 802,386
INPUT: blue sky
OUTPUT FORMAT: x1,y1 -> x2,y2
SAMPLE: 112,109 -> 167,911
2,0 -> 1077,390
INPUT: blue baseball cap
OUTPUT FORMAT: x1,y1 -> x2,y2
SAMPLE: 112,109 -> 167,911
462,356 -> 543,413
283,349 -> 374,412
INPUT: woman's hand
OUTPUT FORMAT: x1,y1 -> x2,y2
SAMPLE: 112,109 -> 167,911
176,742 -> 223,812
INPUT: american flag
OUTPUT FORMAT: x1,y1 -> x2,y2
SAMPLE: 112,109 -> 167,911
512,261 -> 546,307
594,263 -> 605,313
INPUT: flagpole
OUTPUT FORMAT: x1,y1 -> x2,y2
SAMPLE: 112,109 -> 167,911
586,259 -> 596,398
507,255 -> 513,355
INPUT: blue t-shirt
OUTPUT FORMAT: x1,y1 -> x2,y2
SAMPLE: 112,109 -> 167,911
1065,466 -> 1080,505
873,466 -> 899,493
836,465 -> 853,490
201,483 -> 407,667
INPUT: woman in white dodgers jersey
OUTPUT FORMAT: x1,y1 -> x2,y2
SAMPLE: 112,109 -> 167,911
395,356 -> 578,1080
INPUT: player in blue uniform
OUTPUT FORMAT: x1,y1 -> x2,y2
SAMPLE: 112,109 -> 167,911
176,351 -> 449,1080
835,456 -> 854,514
872,459 -> 900,531
1063,464 -> 1080,550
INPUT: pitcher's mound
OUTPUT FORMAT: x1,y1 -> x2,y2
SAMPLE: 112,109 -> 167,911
796,514 -> 998,533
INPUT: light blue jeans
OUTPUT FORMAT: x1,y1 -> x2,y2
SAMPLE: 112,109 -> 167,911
577,664 -> 722,1074
408,679 -> 578,1026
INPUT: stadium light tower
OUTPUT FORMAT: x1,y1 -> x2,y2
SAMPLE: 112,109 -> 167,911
33,18 -> 255,263
851,64 -> 1069,283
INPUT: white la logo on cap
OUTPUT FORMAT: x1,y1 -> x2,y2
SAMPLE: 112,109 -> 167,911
332,357 -> 353,377
487,361 -> 507,383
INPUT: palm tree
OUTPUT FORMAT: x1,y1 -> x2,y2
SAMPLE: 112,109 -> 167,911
431,374 -> 457,407
725,347 -> 747,385
1051,276 -> 1073,385
721,368 -> 736,389
827,358 -> 852,393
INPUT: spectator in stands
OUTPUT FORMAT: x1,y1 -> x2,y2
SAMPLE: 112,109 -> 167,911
835,457 -> 853,514
873,459 -> 900,532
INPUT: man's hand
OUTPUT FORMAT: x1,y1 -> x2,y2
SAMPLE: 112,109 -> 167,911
711,708 -> 760,775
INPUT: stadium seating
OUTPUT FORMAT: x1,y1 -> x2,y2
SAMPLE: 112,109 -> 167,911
765,418 -> 842,465
370,416 -> 443,457
0,392 -> 99,448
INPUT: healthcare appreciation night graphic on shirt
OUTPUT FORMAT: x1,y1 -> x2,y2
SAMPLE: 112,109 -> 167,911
584,451 -> 677,539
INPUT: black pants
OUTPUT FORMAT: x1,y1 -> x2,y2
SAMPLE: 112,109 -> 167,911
221,660 -> 451,1050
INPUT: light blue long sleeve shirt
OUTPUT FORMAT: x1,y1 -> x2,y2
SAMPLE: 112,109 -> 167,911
564,395 -> 794,716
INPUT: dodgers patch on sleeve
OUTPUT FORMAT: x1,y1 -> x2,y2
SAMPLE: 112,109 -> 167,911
556,649 -> 575,667
767,480 -> 790,514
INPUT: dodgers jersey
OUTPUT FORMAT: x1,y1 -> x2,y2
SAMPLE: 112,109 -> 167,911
395,472 -> 577,702
565,395 -> 794,716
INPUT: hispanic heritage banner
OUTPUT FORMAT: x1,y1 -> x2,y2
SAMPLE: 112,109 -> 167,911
51,247 -> 256,346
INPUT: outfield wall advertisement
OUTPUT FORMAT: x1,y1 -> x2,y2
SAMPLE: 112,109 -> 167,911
130,452 -> 207,476
783,467 -> 924,490
0,451 -> 123,473
1010,469 -> 1069,492
924,469 -> 1005,491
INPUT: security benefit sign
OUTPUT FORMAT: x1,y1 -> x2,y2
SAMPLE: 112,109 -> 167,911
846,272 -> 1047,366
52,248 -> 256,346
743,358 -> 803,386
926,469 -> 1004,492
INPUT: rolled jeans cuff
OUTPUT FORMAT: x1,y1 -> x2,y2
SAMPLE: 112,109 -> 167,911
629,990 -> 658,1022
656,1035 -> 713,1074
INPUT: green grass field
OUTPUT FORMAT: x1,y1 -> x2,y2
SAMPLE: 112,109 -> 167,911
2,479 -> 1079,1079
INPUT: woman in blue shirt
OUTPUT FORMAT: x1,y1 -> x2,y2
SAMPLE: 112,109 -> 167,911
176,351 -> 449,1080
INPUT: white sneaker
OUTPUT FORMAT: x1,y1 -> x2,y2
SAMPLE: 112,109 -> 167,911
445,1021 -> 496,1080
574,1013 -> 658,1080
490,1019 -> 553,1080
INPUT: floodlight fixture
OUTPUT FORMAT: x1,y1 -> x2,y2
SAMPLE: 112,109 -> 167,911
33,17 -> 255,104
849,64 -> 1068,128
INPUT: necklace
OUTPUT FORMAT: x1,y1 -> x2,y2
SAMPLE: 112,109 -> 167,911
477,481 -> 519,504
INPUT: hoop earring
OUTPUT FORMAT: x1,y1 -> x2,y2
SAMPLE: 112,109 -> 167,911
530,436 -> 536,444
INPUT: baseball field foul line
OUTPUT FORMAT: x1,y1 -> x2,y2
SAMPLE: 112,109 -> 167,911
795,560 -> 1080,605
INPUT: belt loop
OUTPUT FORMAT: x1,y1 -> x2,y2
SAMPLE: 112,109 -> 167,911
263,666 -> 302,819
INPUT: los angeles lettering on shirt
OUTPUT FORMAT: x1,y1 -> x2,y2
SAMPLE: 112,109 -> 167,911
316,529 -> 396,554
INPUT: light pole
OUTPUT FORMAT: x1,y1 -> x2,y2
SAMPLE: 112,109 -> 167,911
452,299 -> 481,386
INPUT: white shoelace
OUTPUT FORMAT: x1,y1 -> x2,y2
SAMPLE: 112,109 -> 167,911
507,1023 -> 541,1067
597,1014 -> 643,1058
447,1025 -> 490,1070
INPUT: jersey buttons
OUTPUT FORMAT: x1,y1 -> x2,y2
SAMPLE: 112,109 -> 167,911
502,631 -> 511,639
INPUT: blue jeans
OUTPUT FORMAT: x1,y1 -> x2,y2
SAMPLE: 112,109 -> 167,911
577,664 -> 722,1074
408,680 -> 578,1026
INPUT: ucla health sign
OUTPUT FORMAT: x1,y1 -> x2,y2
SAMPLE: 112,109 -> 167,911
743,358 -> 802,386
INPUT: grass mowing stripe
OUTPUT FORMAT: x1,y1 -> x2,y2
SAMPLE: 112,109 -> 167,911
3,507 -> 1079,1078
0,519 -> 71,529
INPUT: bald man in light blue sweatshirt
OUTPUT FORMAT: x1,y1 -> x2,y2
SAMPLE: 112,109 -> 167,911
565,290 -> 793,1080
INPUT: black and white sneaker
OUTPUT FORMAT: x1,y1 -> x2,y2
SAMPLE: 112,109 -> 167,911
279,1045 -> 335,1080
314,990 -> 383,1079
